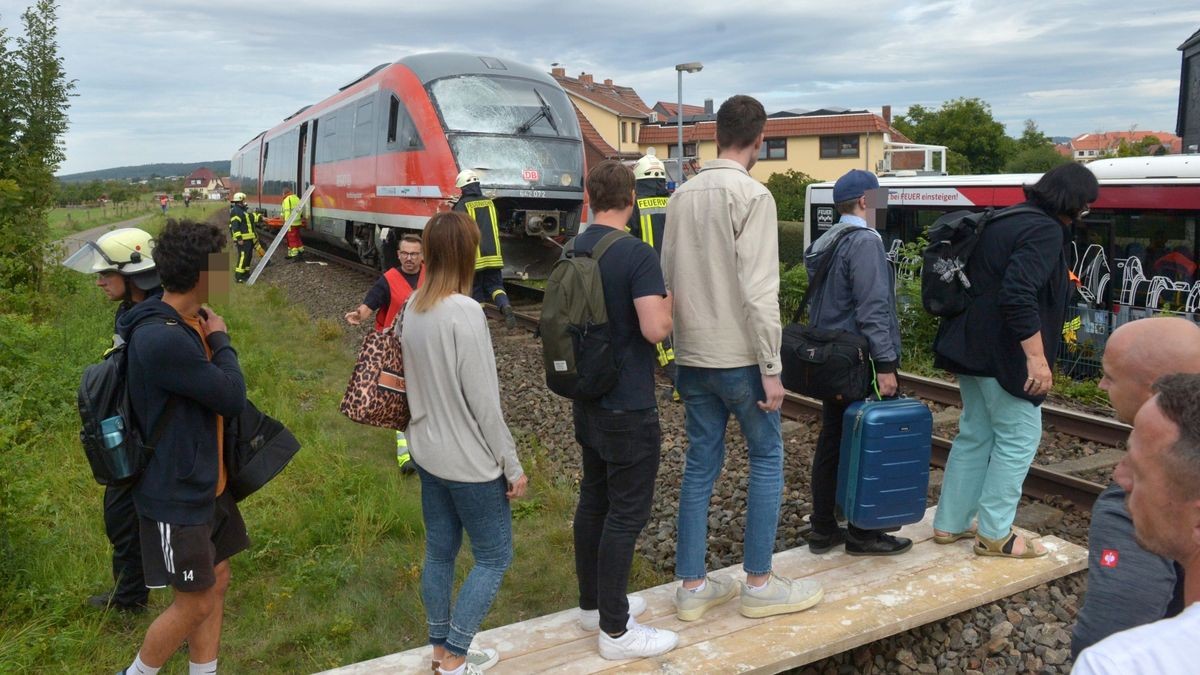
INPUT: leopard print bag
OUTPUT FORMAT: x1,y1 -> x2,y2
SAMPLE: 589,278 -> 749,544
340,300 -> 411,430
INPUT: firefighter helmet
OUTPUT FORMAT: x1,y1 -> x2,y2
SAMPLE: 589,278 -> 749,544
455,169 -> 481,189
232,192 -> 247,203
634,152 -> 666,180
62,227 -> 161,290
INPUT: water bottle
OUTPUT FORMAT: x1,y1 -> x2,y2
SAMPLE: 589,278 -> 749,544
100,415 -> 124,449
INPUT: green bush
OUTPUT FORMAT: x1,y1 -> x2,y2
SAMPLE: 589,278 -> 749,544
765,169 -> 819,222
778,221 -> 807,267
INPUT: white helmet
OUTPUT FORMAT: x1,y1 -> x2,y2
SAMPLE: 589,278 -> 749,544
62,227 -> 161,290
455,169 -> 481,189
634,152 -> 666,180
232,192 -> 247,203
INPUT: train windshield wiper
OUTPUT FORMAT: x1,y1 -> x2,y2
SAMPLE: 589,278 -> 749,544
517,89 -> 558,135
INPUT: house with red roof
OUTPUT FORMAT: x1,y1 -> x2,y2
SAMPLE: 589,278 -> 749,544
550,67 -> 652,168
1057,131 -> 1183,163
182,167 -> 225,198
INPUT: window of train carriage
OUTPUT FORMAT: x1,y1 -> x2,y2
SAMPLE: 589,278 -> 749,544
1111,212 -> 1199,286
386,94 -> 422,150
354,99 -> 375,158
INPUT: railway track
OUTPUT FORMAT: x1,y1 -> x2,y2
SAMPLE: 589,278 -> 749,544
489,303 -> 1107,511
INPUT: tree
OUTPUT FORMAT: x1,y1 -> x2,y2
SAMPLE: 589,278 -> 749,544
893,98 -> 1014,174
765,169 -> 819,222
1107,135 -> 1164,158
0,0 -> 73,301
1016,119 -> 1051,151
1004,144 -> 1071,173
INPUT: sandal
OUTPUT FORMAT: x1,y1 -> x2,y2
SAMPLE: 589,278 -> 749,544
974,530 -> 1047,559
933,527 -> 976,545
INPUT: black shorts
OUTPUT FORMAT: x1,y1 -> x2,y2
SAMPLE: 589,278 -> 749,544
139,491 -> 250,592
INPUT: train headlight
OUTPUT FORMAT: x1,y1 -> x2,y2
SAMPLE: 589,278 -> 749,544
560,173 -> 572,186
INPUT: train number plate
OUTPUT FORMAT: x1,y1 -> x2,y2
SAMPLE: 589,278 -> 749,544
518,190 -> 546,199
522,169 -> 540,181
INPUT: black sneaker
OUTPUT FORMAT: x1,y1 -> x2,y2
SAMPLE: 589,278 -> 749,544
88,592 -> 148,614
805,527 -> 846,554
845,531 -> 913,557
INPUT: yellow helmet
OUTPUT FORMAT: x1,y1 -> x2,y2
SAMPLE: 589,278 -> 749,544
455,169 -> 481,189
232,192 -> 247,203
62,227 -> 161,290
634,152 -> 666,180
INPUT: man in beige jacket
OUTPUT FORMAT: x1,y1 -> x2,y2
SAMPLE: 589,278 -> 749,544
661,95 -> 822,622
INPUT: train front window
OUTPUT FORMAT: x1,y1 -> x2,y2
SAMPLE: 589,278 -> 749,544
447,136 -> 583,189
429,75 -> 581,139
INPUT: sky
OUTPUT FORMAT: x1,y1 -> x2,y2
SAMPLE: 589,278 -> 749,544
8,0 -> 1197,175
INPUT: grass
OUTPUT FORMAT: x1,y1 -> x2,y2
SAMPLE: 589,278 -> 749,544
0,264 -> 668,673
48,198 -> 226,240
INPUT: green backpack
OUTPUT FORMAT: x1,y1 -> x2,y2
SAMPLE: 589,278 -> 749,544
539,229 -> 628,400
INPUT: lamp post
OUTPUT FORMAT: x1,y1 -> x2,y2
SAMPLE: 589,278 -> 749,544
675,62 -> 702,183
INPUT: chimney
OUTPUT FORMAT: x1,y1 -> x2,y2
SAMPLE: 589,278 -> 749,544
579,72 -> 593,85
882,105 -> 892,125
604,78 -> 613,86
704,98 -> 713,115
551,66 -> 565,78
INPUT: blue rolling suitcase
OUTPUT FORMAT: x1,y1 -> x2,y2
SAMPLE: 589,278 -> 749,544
835,397 -> 933,530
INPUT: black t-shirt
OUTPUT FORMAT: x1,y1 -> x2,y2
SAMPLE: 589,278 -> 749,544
363,269 -> 420,312
573,225 -> 666,411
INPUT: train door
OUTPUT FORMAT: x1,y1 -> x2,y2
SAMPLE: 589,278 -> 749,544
297,121 -> 312,223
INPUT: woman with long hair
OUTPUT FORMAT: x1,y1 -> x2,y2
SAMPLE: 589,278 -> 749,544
401,211 -> 527,675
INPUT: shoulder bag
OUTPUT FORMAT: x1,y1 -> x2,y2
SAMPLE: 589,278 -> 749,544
340,298 -> 412,430
780,229 -> 874,402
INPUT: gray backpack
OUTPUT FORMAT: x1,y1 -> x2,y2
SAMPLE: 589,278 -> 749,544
539,229 -> 628,400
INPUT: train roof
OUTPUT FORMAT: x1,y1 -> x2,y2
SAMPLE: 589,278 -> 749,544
397,52 -> 560,87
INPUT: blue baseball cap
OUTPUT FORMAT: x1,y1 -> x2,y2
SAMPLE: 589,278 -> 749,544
833,169 -> 880,203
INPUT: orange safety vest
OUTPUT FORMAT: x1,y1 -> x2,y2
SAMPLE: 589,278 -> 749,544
375,266 -> 425,332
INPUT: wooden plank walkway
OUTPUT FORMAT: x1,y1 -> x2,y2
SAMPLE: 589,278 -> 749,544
320,508 -> 1086,674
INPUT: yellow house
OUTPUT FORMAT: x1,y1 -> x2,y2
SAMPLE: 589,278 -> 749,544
638,110 -> 916,182
550,68 -> 652,167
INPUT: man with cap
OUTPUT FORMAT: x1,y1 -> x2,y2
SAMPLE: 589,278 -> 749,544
62,227 -> 163,613
802,169 -> 909,556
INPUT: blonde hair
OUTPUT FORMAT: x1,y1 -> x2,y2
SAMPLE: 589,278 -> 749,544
410,212 -> 479,313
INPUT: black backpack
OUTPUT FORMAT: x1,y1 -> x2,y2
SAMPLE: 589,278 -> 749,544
77,319 -> 173,486
920,205 -> 1043,317
539,229 -> 628,400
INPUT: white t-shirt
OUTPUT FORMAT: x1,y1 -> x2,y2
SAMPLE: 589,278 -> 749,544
1073,602 -> 1200,674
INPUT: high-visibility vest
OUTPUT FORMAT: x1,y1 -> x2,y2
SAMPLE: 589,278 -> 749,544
463,198 -> 503,270
281,194 -> 302,227
375,266 -> 425,332
630,195 -> 669,253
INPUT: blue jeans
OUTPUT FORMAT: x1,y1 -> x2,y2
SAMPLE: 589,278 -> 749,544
417,466 -> 513,656
675,365 -> 783,579
933,375 -> 1041,540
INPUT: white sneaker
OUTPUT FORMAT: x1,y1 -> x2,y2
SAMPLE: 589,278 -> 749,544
578,595 -> 647,631
437,663 -> 484,675
739,573 -> 823,618
674,574 -> 740,621
597,620 -> 679,660
432,647 -> 499,672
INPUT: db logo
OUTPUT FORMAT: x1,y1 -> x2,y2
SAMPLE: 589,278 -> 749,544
522,169 -> 540,181
1100,549 -> 1119,568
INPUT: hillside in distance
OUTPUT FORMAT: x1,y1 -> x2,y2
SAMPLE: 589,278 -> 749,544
58,160 -> 230,183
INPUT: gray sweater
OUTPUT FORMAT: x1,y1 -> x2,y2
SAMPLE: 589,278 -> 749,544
400,294 -> 523,483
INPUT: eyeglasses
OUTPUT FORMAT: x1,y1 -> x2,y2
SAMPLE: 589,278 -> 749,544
1077,204 -> 1092,220
399,252 -> 421,258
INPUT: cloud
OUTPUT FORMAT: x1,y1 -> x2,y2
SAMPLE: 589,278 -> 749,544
20,0 -> 1198,173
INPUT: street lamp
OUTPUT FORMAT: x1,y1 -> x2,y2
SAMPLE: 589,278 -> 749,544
675,61 -> 702,183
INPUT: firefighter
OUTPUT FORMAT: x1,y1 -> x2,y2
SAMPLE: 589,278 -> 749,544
251,207 -> 269,259
229,192 -> 257,283
281,187 -> 305,260
61,227 -> 162,614
629,151 -> 677,386
453,169 -> 515,328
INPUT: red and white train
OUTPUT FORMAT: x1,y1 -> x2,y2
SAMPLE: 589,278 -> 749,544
229,52 -> 585,273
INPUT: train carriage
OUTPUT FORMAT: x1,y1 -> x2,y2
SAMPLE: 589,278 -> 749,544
803,156 -> 1200,369
229,52 -> 585,274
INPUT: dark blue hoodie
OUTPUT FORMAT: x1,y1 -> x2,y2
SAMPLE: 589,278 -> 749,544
117,297 -> 246,525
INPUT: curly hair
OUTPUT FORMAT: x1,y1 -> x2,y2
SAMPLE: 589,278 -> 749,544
153,219 -> 227,293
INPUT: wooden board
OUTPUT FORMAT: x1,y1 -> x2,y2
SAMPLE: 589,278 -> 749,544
319,508 -> 1086,674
